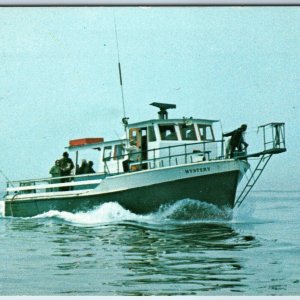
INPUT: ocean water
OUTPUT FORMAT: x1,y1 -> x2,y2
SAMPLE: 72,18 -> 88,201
0,192 -> 299,296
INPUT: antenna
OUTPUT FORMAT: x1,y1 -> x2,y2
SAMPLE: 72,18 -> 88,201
113,13 -> 128,143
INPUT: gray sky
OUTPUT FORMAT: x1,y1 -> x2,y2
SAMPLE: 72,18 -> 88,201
0,7 -> 299,192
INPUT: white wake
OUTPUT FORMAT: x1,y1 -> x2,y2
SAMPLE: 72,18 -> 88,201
32,199 -> 232,226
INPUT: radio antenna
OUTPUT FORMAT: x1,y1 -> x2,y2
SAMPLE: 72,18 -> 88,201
113,13 -> 129,143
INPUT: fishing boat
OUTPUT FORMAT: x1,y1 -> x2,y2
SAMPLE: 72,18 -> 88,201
2,102 -> 286,217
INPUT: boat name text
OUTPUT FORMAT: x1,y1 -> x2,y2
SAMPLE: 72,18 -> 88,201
185,167 -> 210,174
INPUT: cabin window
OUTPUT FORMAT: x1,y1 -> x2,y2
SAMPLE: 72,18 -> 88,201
113,144 -> 125,160
103,146 -> 112,161
148,126 -> 156,142
159,124 -> 178,141
129,129 -> 138,140
197,124 -> 215,141
179,124 -> 197,141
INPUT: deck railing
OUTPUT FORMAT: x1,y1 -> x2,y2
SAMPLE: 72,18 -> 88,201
258,122 -> 286,152
6,140 -> 224,196
108,139 -> 224,175
6,173 -> 105,196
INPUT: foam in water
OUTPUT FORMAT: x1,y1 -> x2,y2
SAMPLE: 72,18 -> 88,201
33,202 -> 148,225
158,199 -> 232,221
0,200 -> 4,217
33,199 -> 232,226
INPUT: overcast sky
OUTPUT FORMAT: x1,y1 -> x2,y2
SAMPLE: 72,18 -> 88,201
0,7 -> 299,192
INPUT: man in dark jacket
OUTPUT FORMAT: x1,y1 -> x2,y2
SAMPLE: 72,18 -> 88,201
77,159 -> 88,175
60,152 -> 74,176
87,161 -> 96,174
59,152 -> 74,190
223,124 -> 248,158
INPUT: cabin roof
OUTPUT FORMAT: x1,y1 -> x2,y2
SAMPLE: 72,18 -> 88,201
67,138 -> 127,152
128,118 -> 218,128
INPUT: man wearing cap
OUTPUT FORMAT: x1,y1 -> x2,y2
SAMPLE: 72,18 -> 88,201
223,124 -> 248,158
59,152 -> 74,176
58,152 -> 75,190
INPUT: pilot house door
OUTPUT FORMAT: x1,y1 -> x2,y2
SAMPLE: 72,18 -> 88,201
129,127 -> 148,161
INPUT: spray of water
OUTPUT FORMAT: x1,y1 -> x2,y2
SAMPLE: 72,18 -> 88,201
31,199 -> 232,226
32,202 -> 147,225
158,199 -> 232,221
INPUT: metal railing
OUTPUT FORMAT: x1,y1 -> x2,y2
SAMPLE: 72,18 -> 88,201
235,122 -> 286,207
258,122 -> 286,152
6,172 -> 105,196
6,139 -> 224,195
107,139 -> 224,174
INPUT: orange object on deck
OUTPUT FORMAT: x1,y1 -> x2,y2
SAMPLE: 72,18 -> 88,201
69,138 -> 104,147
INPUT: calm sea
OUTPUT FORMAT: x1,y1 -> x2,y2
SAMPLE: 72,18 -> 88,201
0,192 -> 299,296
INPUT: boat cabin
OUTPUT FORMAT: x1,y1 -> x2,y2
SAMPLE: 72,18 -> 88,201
67,103 -> 219,175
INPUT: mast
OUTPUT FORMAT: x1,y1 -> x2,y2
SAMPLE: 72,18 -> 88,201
113,13 -> 129,144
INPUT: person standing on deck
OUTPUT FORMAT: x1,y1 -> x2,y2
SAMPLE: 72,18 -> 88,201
49,160 -> 61,179
223,124 -> 248,158
59,152 -> 74,190
87,161 -> 96,174
77,159 -> 88,175
60,152 -> 74,176
49,160 -> 62,191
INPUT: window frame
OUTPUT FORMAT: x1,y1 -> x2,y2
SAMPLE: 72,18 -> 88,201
179,123 -> 197,141
197,124 -> 215,141
158,124 -> 178,141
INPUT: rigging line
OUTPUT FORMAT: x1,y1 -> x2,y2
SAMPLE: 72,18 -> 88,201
113,13 -> 126,119
0,169 -> 13,187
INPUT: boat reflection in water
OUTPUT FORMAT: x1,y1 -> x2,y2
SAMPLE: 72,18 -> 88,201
113,222 -> 257,295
